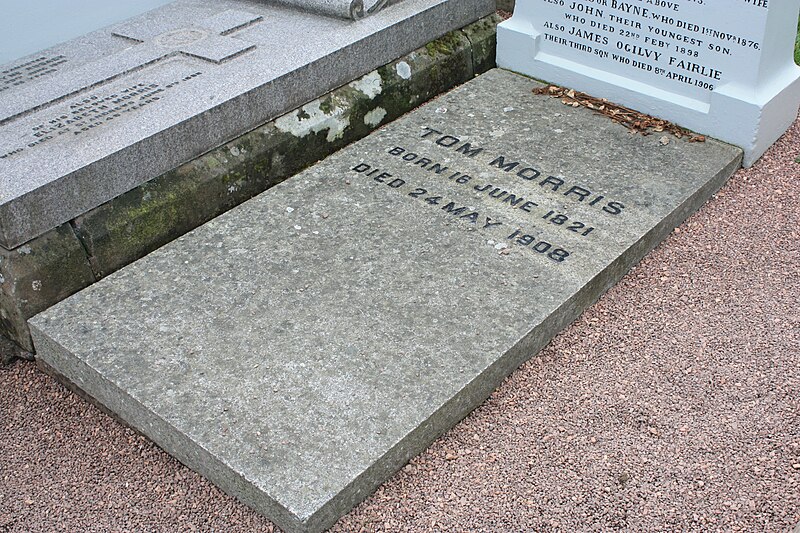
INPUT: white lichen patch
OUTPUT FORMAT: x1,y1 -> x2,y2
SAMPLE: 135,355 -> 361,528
349,71 -> 382,99
229,146 -> 241,157
32,280 -> 42,291
395,61 -> 412,80
275,99 -> 350,142
18,245 -> 32,255
364,107 -> 387,127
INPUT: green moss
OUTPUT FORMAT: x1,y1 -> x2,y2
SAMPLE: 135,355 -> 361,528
319,96 -> 335,114
795,16 -> 800,65
204,155 -> 222,170
425,31 -> 463,57
109,190 -> 181,246
463,14 -> 503,74
221,170 -> 245,185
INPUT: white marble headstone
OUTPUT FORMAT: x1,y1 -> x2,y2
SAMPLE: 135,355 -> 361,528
498,0 -> 800,166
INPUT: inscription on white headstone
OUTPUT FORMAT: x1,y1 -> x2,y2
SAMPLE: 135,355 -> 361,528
538,0 -> 767,97
498,0 -> 800,166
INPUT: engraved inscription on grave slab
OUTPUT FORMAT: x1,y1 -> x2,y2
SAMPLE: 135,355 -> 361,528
1,66 -> 204,160
350,125 -> 631,269
0,10 -> 262,126
0,8 -> 265,237
498,0 -> 800,166
0,55 -> 68,92
0,9 -> 262,159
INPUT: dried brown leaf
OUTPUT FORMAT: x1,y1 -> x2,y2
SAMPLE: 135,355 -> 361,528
532,83 -> 705,141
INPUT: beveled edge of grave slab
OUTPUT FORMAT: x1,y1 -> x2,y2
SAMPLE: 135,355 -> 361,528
30,69 -> 742,532
0,0 -> 495,249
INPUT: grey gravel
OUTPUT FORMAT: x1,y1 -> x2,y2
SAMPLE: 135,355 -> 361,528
1,114 -> 799,532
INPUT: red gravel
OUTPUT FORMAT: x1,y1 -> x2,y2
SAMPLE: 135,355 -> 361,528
2,116 -> 799,532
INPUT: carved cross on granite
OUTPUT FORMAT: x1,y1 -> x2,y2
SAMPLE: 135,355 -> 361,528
0,10 -> 263,125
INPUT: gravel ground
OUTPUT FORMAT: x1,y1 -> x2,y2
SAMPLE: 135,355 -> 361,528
2,114 -> 799,531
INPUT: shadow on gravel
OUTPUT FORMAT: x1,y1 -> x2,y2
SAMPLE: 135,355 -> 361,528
0,336 -> 32,365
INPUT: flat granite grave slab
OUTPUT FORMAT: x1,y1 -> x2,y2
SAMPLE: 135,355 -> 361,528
30,69 -> 741,533
0,0 -> 493,250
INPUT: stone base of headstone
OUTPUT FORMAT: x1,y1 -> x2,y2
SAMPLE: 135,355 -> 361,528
31,69 -> 741,533
0,15 -> 501,354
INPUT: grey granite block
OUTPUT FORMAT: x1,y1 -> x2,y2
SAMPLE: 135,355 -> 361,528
0,0 -> 494,250
30,69 -> 741,532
